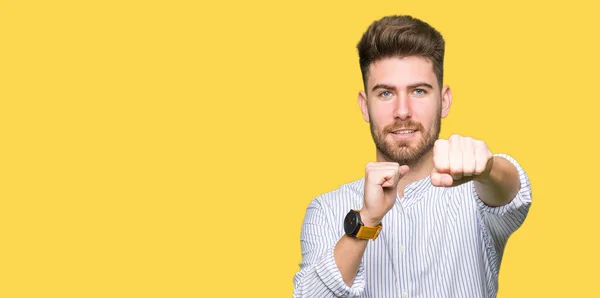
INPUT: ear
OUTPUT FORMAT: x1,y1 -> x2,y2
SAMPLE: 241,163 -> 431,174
441,85 -> 452,118
358,91 -> 370,122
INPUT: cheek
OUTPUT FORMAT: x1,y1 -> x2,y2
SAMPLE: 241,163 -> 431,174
369,105 -> 393,125
412,102 -> 439,124
370,103 -> 391,117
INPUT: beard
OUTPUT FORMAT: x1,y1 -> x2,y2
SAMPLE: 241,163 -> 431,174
369,112 -> 441,166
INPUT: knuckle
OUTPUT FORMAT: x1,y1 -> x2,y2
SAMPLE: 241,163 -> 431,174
434,140 -> 448,152
435,157 -> 448,167
365,166 -> 374,174
450,166 -> 463,175
463,165 -> 475,174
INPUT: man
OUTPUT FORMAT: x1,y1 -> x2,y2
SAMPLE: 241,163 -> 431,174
293,15 -> 532,298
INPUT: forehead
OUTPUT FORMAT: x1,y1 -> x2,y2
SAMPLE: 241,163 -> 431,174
367,56 -> 438,89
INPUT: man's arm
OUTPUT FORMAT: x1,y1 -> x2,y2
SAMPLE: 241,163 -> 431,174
294,162 -> 405,297
333,210 -> 377,287
473,155 -> 521,207
431,135 -> 527,208
430,136 -> 533,249
293,200 -> 367,298
472,153 -> 532,252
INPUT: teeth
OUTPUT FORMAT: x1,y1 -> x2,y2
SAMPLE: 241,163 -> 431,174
394,130 -> 414,135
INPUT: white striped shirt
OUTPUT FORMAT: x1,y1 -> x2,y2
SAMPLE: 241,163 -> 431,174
293,154 -> 532,298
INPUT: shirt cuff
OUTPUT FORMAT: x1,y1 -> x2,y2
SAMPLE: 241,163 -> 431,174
472,153 -> 533,216
314,242 -> 366,297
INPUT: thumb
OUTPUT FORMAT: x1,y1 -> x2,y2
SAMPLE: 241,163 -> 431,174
431,167 -> 454,187
399,165 -> 410,176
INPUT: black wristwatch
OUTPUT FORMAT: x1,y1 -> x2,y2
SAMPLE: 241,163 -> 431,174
344,210 -> 382,240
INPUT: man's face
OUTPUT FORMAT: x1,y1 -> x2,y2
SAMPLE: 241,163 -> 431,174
358,56 -> 451,166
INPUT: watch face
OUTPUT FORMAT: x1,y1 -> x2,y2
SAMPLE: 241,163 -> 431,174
344,211 -> 359,235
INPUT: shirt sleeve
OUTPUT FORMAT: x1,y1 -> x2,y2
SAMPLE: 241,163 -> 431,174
472,153 -> 533,252
293,198 -> 366,298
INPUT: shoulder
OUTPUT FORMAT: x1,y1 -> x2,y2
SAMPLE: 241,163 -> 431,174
308,177 -> 365,213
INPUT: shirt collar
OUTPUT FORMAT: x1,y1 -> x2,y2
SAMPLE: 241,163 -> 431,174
403,175 -> 433,199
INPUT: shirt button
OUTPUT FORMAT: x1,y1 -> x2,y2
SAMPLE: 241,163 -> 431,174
400,245 -> 405,253
402,290 -> 408,298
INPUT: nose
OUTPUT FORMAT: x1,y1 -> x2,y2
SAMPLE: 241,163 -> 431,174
394,93 -> 411,120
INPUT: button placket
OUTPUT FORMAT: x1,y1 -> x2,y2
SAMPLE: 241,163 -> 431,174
399,196 -> 414,298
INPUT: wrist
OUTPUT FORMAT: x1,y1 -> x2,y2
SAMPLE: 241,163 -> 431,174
474,156 -> 495,183
359,209 -> 381,227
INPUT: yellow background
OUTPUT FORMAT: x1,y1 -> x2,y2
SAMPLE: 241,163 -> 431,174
1,0 -> 598,297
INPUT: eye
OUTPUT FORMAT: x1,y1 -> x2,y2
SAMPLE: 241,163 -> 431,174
412,89 -> 426,95
380,91 -> 393,98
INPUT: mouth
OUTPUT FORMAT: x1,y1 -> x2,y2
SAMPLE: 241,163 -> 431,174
391,128 -> 417,135
388,128 -> 418,141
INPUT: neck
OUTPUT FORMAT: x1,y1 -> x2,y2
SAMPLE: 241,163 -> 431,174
376,149 -> 434,196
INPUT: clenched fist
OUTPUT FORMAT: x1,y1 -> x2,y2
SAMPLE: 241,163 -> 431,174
361,162 -> 410,226
431,134 -> 493,187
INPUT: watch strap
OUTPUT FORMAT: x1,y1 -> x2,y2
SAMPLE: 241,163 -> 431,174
355,222 -> 382,240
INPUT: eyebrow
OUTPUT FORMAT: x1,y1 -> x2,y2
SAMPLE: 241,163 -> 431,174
371,82 -> 434,92
407,82 -> 434,90
371,84 -> 396,92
